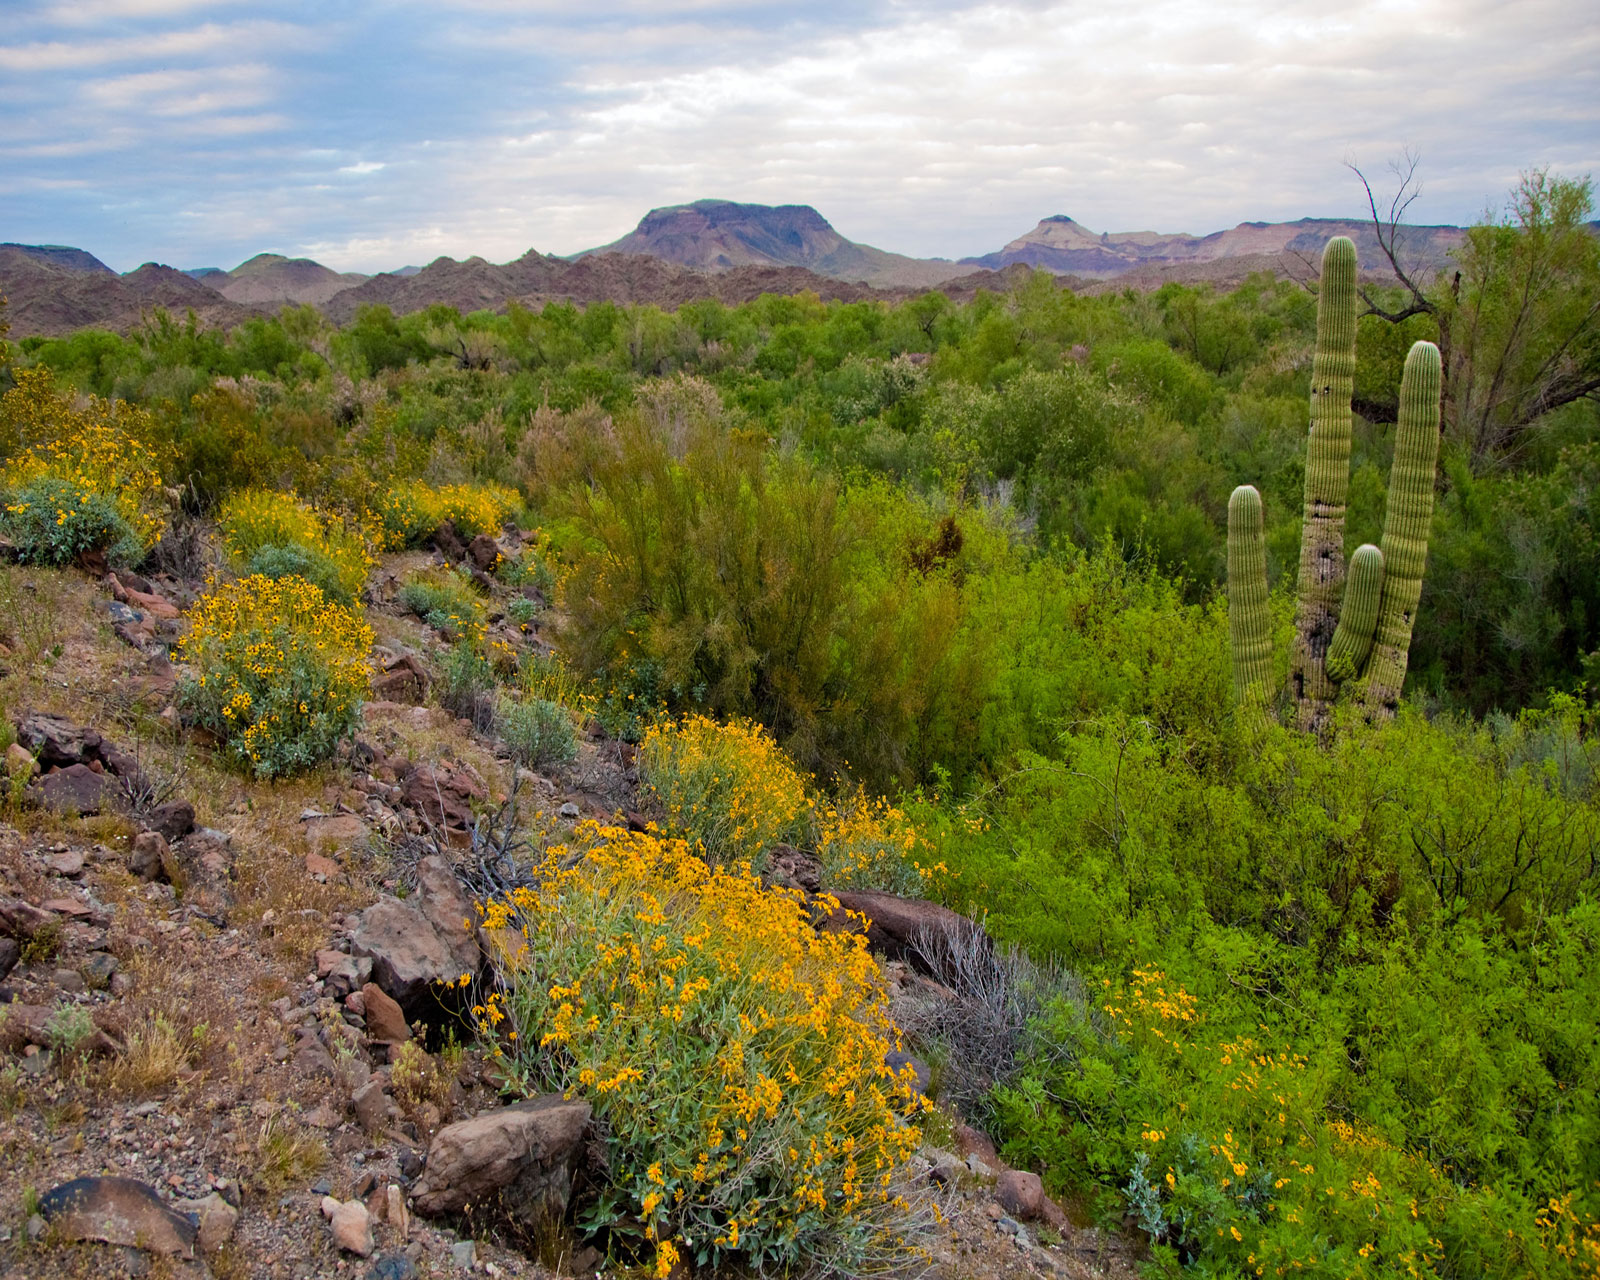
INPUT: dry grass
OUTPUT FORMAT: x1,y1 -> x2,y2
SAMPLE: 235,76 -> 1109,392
251,1111 -> 328,1194
103,1010 -> 204,1097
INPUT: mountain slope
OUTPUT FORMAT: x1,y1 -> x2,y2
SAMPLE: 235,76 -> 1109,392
0,248 -> 257,337
0,243 -> 116,275
580,200 -> 970,289
215,253 -> 369,306
965,215 -> 1467,278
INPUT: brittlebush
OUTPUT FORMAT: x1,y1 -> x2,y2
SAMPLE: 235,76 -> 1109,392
476,825 -> 930,1276
0,367 -> 165,565
218,488 -> 373,603
177,575 -> 372,778
371,479 -> 519,549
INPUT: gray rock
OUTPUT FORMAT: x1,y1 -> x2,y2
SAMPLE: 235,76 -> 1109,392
164,828 -> 235,923
353,1078 -> 397,1133
450,1239 -> 476,1268
410,1095 -> 591,1224
128,830 -> 168,881
558,802 -> 580,819
82,952 -> 119,988
0,937 -> 18,982
173,1190 -> 238,1253
323,1196 -> 375,1257
39,764 -> 108,815
370,1254 -> 418,1280
413,856 -> 480,979
39,1176 -> 197,1257
147,799 -> 196,841
884,1049 -> 931,1096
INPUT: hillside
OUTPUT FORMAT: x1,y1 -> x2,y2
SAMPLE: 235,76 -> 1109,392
0,244 -> 116,275
580,199 -> 972,289
214,253 -> 370,307
967,213 -> 1467,278
0,248 -> 256,337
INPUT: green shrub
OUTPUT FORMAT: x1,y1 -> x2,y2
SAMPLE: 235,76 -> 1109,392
438,640 -> 496,731
219,488 -> 372,603
495,695 -> 578,770
177,574 -> 372,778
397,570 -> 484,641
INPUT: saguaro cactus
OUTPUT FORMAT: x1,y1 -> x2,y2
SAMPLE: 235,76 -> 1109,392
1227,484 -> 1272,706
1224,235 -> 1443,728
1363,340 -> 1443,715
1290,237 -> 1359,731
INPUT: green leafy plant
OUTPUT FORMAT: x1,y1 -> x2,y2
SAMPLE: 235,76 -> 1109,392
495,695 -> 578,770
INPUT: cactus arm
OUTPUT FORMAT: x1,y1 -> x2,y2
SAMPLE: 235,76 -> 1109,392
1326,544 -> 1384,682
1227,484 -> 1273,708
1289,236 -> 1360,731
1363,341 -> 1443,718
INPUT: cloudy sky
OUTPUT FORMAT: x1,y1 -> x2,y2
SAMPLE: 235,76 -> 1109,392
2,0 -> 1595,273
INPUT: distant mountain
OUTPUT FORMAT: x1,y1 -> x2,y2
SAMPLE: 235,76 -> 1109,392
0,243 -> 116,275
965,215 -> 1467,279
185,267 -> 227,280
579,200 -> 970,289
320,248 -> 892,326
213,253 -> 369,306
0,247 -> 256,337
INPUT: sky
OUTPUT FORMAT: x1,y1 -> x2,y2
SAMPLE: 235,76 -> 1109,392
1,0 -> 1596,274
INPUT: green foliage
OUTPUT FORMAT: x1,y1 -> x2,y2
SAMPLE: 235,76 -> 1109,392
397,570 -> 484,640
2,472 -> 142,566
495,694 -> 578,770
437,640 -> 497,730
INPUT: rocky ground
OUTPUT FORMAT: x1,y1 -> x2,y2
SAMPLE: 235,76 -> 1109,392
0,536 -> 1145,1280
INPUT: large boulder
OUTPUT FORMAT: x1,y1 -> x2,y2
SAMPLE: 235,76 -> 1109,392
39,763 -> 108,815
411,1096 -> 591,1225
813,890 -> 985,967
399,763 -> 482,833
350,859 -> 481,1012
39,1176 -> 197,1257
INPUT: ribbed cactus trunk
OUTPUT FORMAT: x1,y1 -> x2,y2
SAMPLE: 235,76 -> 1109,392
1363,341 -> 1442,718
1290,236 -> 1359,733
1227,485 -> 1272,707
1326,544 -> 1383,682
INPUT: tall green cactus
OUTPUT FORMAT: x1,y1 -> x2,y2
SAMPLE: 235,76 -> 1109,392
1290,237 -> 1359,731
1223,235 -> 1443,728
1228,485 -> 1272,706
1363,341 -> 1443,715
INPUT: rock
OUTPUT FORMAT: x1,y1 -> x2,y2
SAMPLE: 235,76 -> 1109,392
45,848 -> 86,877
385,1183 -> 408,1239
413,856 -> 480,979
450,1239 -> 476,1268
966,1153 -> 995,1179
814,889 -> 986,968
558,801 -> 580,819
165,828 -> 235,923
39,763 -> 108,815
323,1197 -> 375,1257
766,844 -> 822,895
173,1190 -> 239,1253
927,1149 -> 966,1186
884,1049 -> 931,1096
123,586 -> 180,620
0,896 -> 54,939
410,1095 -> 591,1222
52,967 -> 86,993
369,1254 -> 418,1280
128,830 -> 168,880
15,713 -> 100,770
39,1176 -> 197,1257
372,654 -> 429,704
360,982 -> 412,1046
997,1170 -> 1045,1221
467,534 -> 501,572
398,763 -> 481,833
304,813 -> 370,856
306,851 -> 341,880
4,743 -> 35,780
0,938 -> 18,982
351,901 -> 458,1011
148,799 -> 196,842
956,1122 -> 1001,1169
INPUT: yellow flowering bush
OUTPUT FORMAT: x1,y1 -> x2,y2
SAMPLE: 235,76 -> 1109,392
476,824 -> 929,1275
640,715 -> 812,868
371,479 -> 519,549
0,367 -> 165,565
640,715 -> 944,892
218,488 -> 373,603
177,574 -> 373,777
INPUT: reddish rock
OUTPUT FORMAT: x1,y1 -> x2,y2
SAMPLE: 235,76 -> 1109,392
304,812 -> 370,855
147,798 -> 196,841
360,981 -> 412,1046
813,889 -> 986,967
413,855 -> 480,978
39,1176 -> 196,1257
39,763 -> 108,815
128,829 -> 168,880
467,533 -> 501,572
372,653 -> 430,704
410,1096 -> 591,1221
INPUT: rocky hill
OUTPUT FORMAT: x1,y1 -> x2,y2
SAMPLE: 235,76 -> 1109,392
579,200 -> 972,289
0,248 -> 257,337
214,253 -> 370,307
965,214 -> 1467,278
0,244 -> 116,275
